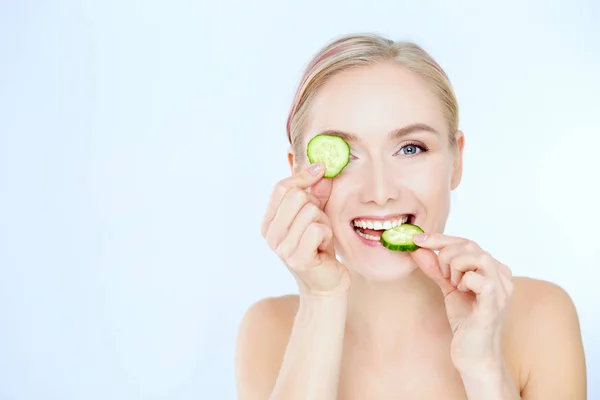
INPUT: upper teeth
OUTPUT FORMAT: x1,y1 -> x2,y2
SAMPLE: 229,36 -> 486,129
353,216 -> 409,230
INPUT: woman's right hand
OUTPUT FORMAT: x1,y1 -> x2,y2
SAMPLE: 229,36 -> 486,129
261,162 -> 350,297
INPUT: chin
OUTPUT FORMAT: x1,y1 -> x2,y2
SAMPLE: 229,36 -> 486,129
334,239 -> 419,282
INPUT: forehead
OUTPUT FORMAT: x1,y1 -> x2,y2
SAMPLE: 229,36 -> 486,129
305,62 -> 447,139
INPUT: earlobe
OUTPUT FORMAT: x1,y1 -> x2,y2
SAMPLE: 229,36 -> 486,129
451,130 -> 465,190
287,146 -> 294,172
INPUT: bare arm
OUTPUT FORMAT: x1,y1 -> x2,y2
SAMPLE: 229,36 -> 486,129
451,278 -> 586,399
237,161 -> 351,399
458,360 -> 521,400
519,281 -> 587,399
235,294 -> 348,400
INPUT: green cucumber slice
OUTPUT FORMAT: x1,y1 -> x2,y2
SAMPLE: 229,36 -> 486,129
306,134 -> 350,178
380,223 -> 424,252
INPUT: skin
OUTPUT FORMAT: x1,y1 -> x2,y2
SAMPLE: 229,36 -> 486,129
235,61 -> 587,399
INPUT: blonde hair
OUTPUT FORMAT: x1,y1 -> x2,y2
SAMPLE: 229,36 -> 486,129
286,33 -> 459,158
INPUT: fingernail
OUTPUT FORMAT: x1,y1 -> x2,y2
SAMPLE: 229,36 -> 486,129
308,162 -> 323,175
413,234 -> 427,242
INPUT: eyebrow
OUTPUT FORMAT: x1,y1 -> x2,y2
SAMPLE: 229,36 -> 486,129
319,123 -> 439,142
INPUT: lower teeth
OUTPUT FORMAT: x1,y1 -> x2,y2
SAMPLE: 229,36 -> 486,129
355,228 -> 380,241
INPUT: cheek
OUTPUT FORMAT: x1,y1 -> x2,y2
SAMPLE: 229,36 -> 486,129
323,178 -> 350,217
322,177 -> 359,233
397,157 -> 453,203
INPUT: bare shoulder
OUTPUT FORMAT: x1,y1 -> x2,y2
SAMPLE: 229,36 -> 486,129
505,277 -> 586,399
508,276 -> 579,318
234,294 -> 299,398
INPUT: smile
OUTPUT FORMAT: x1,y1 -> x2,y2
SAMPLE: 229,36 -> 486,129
351,214 -> 415,242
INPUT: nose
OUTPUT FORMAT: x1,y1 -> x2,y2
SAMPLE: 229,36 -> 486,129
360,158 -> 399,206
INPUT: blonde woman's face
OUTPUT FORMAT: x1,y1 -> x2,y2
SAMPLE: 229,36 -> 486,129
297,61 -> 464,280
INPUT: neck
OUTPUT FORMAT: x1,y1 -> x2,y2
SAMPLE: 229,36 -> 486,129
345,267 -> 450,351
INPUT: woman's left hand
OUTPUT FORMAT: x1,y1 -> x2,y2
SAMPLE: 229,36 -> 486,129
410,232 -> 514,372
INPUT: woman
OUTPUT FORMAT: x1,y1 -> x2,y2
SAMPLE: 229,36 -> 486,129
235,33 -> 587,399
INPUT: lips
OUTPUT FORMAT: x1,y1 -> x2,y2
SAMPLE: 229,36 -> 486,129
351,214 -> 415,242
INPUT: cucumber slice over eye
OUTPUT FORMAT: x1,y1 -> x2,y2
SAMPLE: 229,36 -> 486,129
306,134 -> 351,178
380,223 -> 424,252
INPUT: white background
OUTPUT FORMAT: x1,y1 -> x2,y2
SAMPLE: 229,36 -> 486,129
0,0 -> 598,399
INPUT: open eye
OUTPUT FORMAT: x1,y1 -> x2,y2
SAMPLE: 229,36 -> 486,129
394,142 -> 427,157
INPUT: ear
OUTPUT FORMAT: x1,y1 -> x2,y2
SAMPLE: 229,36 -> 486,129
450,130 -> 464,190
287,145 -> 294,172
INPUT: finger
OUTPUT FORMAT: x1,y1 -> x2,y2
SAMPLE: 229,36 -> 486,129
457,271 -> 486,293
287,223 -> 332,270
458,272 -> 497,317
265,189 -> 320,250
308,177 -> 333,210
317,222 -> 335,253
438,244 -> 480,284
410,248 -> 455,296
439,258 -> 450,280
437,244 -> 465,279
450,268 -> 464,288
458,272 -> 505,317
453,257 -> 513,311
447,252 -> 492,287
275,203 -> 330,260
412,232 -> 471,251
261,162 -> 325,236
446,251 -> 496,276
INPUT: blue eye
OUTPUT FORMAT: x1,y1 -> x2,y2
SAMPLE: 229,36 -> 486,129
402,144 -> 419,155
395,142 -> 426,157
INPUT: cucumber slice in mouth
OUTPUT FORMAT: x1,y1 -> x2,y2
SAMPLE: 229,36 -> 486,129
306,134 -> 351,178
380,223 -> 424,252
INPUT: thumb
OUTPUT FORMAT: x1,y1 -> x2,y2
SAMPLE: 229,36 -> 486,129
411,248 -> 454,296
309,177 -> 332,210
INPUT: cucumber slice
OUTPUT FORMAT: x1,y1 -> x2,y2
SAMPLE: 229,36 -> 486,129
380,223 -> 424,252
306,134 -> 350,178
